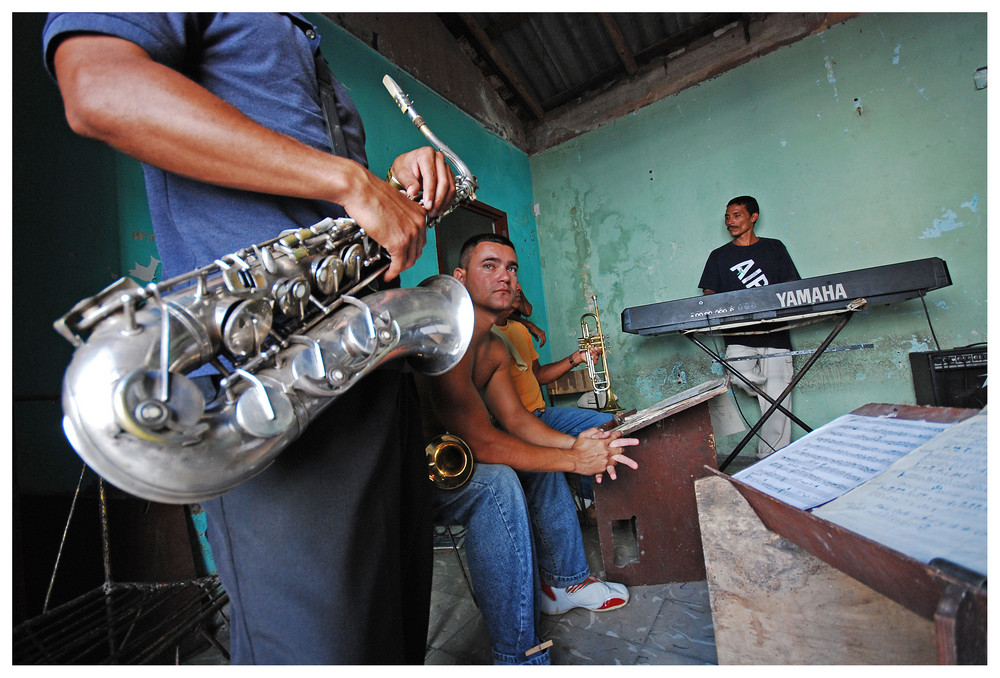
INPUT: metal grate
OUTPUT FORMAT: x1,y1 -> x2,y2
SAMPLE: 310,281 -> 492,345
13,578 -> 228,664
13,468 -> 230,664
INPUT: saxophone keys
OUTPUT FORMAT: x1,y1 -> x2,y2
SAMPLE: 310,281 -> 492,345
113,369 -> 206,442
312,256 -> 344,296
288,337 -> 347,395
272,277 -> 311,318
234,377 -> 295,439
341,243 -> 364,281
222,299 -> 273,357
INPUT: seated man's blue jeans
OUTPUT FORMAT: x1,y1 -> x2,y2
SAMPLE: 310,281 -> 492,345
535,406 -> 614,438
432,463 -> 590,665
536,407 -> 615,500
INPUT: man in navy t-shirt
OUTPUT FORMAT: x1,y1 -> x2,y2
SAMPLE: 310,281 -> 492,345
698,196 -> 800,459
44,12 -> 455,664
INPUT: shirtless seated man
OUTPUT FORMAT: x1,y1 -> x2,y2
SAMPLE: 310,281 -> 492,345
422,233 -> 639,665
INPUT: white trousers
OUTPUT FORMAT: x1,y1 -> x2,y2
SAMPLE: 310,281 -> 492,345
725,344 -> 794,458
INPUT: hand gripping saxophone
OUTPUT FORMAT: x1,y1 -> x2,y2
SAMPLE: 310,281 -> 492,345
54,76 -> 478,504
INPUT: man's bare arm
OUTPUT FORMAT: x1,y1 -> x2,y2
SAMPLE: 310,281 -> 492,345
482,355 -> 639,478
425,340 -> 637,476
425,362 -> 579,474
52,35 -> 452,279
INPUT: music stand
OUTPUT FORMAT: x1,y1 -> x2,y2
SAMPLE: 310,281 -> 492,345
684,300 -> 865,470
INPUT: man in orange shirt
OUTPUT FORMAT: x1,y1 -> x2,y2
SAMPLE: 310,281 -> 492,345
493,285 -> 615,504
493,290 -> 614,440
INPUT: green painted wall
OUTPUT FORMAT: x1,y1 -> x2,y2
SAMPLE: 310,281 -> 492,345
529,13 -> 986,450
305,15 -> 539,306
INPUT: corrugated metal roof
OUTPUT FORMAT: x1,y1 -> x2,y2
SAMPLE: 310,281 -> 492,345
439,13 -> 745,120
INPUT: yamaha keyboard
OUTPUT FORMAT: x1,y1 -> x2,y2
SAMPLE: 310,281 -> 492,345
622,258 -> 951,336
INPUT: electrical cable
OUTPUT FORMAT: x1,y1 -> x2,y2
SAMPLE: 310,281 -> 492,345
920,295 -> 942,351
706,332 -> 774,460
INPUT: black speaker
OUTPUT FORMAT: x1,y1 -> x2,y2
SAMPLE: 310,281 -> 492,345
909,346 -> 987,409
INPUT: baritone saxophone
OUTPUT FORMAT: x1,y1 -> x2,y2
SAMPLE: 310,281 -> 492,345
54,75 -> 478,503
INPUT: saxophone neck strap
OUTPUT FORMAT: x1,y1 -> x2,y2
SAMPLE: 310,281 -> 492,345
314,53 -> 349,158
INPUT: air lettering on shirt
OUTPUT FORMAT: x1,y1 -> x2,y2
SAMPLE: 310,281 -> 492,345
730,259 -> 769,288
775,283 -> 848,308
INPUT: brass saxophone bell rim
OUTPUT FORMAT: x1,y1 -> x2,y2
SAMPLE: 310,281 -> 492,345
426,434 -> 474,490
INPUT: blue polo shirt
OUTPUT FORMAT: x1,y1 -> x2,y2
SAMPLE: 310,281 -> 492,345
43,12 -> 368,279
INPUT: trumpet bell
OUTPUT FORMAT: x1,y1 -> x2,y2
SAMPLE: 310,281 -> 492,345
597,389 -> 623,413
426,434 -> 474,489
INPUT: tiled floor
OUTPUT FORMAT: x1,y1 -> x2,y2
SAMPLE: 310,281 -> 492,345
423,520 -> 718,665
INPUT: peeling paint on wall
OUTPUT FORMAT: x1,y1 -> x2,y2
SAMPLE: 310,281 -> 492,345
668,362 -> 688,385
906,334 -> 933,354
530,13 -> 985,445
824,56 -> 839,101
921,208 -> 964,239
634,364 -> 688,401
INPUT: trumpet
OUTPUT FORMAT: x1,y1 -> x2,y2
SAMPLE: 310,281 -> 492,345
579,295 -> 623,412
426,434 -> 474,490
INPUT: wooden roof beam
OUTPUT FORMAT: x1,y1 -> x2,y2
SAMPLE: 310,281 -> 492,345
600,13 -> 638,75
458,12 -> 546,120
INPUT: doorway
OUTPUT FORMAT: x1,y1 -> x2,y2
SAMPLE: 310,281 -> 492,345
435,201 -> 508,274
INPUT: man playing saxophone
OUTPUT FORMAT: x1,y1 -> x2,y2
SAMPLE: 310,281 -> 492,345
422,233 -> 639,665
45,12 -> 454,664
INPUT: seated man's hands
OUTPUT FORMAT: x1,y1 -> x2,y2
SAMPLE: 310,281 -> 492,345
570,428 -> 639,481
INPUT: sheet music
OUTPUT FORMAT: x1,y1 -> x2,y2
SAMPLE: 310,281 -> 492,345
813,412 -> 986,576
731,414 -> 954,510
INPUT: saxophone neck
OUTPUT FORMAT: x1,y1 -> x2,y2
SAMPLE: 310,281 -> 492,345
382,75 -> 478,211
